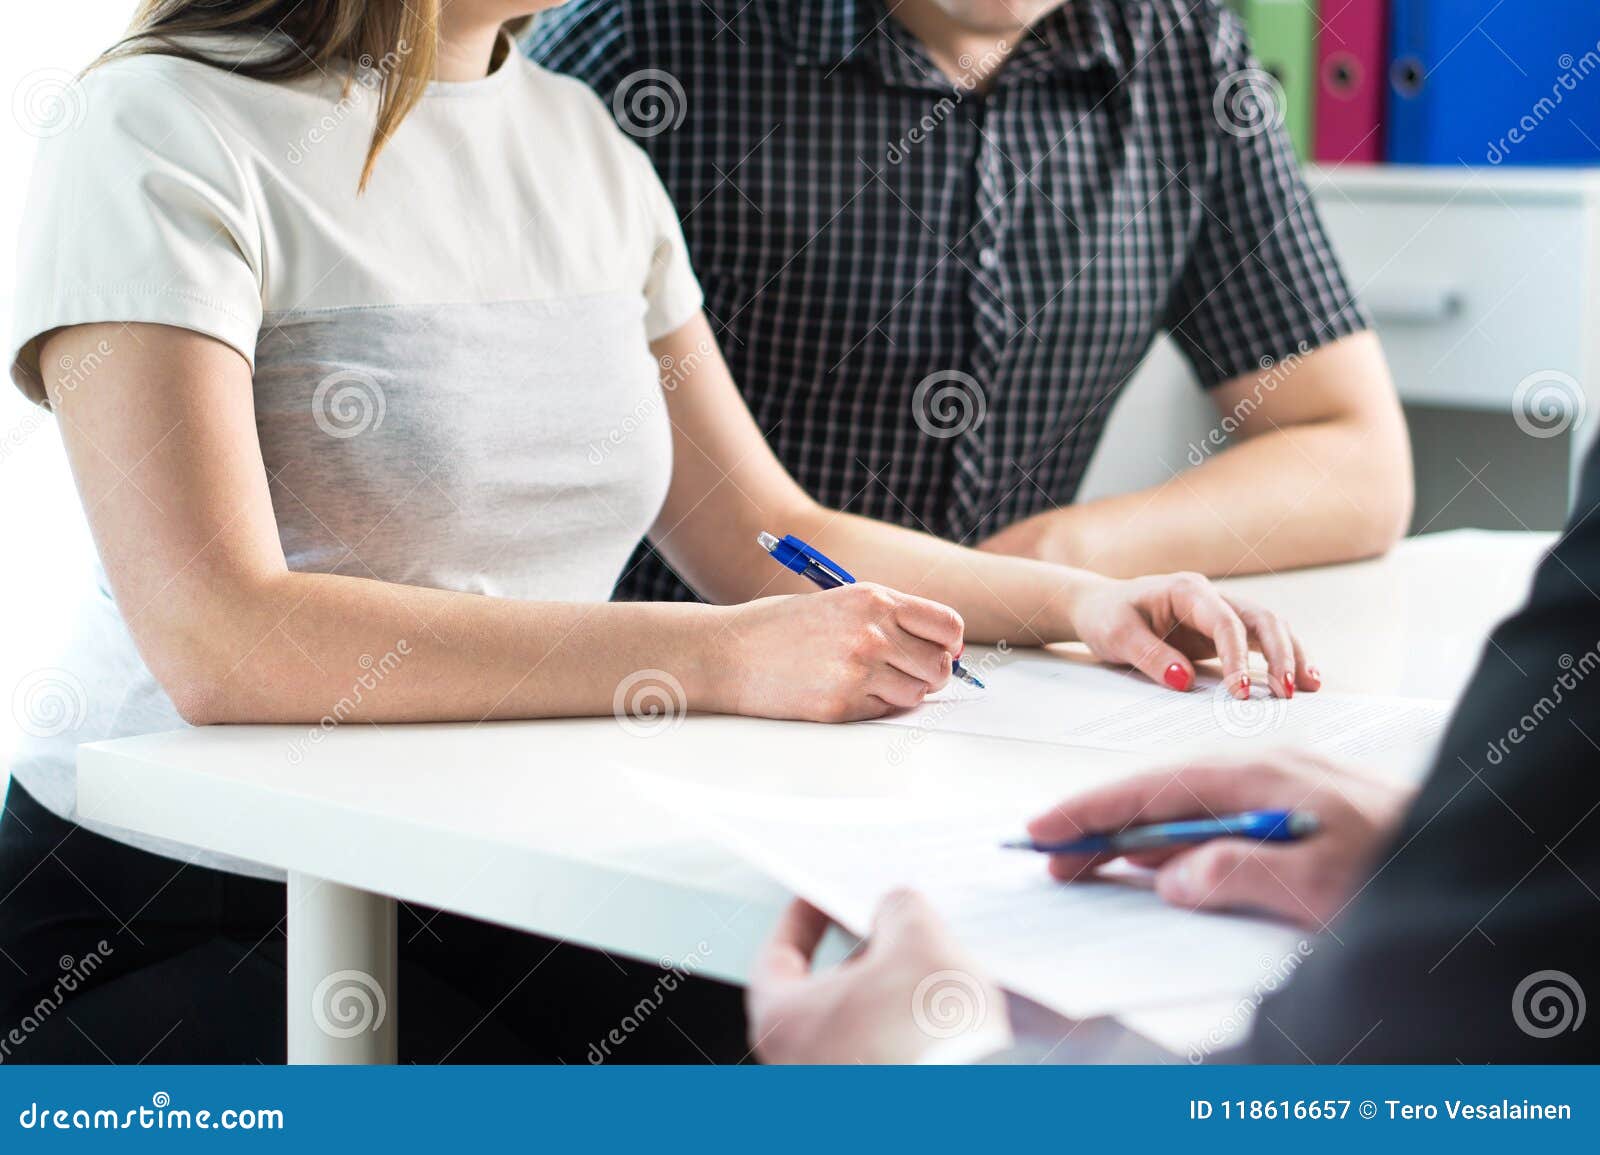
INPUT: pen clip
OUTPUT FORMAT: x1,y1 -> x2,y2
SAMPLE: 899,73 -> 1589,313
758,532 -> 856,585
795,539 -> 854,586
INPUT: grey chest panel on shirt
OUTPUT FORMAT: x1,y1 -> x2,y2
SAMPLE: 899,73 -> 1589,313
252,295 -> 674,602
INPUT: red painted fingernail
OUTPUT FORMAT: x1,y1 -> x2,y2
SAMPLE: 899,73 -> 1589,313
1237,675 -> 1251,699
1164,663 -> 1191,692
1283,673 -> 1294,699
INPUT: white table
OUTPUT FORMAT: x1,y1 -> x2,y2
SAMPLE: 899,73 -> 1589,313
76,530 -> 1554,1063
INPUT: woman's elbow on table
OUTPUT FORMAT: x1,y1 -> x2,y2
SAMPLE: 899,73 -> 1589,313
164,678 -> 231,729
1335,375 -> 1416,560
1351,463 -> 1415,561
130,571 -> 305,727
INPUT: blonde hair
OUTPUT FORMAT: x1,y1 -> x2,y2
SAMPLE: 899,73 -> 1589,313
95,2 -> 529,190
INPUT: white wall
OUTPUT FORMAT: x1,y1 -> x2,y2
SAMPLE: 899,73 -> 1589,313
2,4 -> 131,788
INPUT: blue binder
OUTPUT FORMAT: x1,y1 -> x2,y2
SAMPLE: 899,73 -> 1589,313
1389,1 -> 1600,166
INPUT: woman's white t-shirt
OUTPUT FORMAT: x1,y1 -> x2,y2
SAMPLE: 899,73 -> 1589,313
8,34 -> 702,874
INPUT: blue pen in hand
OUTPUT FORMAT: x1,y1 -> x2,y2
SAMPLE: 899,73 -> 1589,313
757,531 -> 986,689
1001,809 -> 1320,855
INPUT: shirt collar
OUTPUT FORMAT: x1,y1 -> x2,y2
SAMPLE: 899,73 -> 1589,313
1021,1 -> 1130,79
772,0 -> 1128,84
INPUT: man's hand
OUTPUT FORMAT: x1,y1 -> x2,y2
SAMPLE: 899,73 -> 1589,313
747,891 -> 1012,1064
1028,751 -> 1413,929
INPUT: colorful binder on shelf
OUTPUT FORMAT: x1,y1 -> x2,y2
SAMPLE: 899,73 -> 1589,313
1315,0 -> 1388,164
1232,0 -> 1317,160
1389,0 -> 1600,166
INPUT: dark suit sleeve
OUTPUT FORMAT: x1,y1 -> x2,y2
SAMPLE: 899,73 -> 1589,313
1239,446 -> 1600,1063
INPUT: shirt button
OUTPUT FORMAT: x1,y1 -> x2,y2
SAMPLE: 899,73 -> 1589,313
978,247 -> 999,269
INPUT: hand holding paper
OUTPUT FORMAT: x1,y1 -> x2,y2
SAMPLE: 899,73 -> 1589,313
734,752 -> 1411,1063
636,778 -> 1305,1021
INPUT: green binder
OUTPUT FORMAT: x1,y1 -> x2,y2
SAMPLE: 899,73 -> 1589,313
1228,0 -> 1316,161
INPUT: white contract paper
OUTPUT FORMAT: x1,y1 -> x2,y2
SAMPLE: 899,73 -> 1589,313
872,658 -> 1450,763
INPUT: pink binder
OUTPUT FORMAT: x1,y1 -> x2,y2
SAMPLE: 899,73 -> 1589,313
1314,0 -> 1388,164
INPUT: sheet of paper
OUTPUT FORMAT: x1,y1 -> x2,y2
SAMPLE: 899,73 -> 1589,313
632,778 -> 1305,1021
871,658 -> 1449,762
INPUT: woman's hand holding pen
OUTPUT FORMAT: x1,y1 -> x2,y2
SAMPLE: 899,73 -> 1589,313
712,583 -> 964,722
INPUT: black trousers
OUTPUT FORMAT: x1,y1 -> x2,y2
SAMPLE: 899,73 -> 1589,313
0,781 -> 746,1064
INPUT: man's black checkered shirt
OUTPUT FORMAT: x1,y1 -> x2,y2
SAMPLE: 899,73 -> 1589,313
527,0 -> 1368,602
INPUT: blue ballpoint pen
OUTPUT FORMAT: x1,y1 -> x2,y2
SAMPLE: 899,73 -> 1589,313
1000,809 -> 1320,855
756,531 -> 986,689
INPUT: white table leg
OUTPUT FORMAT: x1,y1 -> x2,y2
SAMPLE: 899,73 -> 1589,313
285,873 -> 397,1064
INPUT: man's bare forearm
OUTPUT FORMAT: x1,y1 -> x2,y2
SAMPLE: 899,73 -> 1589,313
987,419 -> 1411,577
982,334 -> 1414,577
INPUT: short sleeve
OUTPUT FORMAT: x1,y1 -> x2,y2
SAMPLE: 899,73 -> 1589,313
1161,6 -> 1368,389
9,63 -> 263,405
627,142 -> 703,341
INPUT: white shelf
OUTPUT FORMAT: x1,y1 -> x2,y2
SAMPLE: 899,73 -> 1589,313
1305,163 -> 1600,204
1305,158 -> 1600,514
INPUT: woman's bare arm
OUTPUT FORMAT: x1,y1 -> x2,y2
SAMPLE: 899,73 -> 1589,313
40,322 -> 962,726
